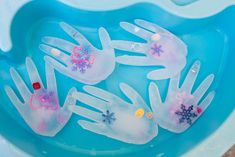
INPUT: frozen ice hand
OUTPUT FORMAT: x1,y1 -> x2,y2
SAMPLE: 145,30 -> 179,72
149,61 -> 215,133
5,57 -> 76,137
40,22 -> 115,85
70,83 -> 158,144
112,19 -> 187,80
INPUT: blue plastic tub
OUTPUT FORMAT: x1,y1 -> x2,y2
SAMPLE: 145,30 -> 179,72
0,0 -> 235,157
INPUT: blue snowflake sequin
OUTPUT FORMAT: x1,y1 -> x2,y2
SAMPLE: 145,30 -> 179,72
102,110 -> 116,125
175,104 -> 198,125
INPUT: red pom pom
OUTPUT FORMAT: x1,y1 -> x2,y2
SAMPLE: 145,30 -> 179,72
33,82 -> 41,90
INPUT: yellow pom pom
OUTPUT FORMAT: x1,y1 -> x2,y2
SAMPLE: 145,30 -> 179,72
135,108 -> 145,118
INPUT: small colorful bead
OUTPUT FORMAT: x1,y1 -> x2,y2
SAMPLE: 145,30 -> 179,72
197,107 -> 202,114
51,48 -> 61,57
33,82 -> 41,90
151,34 -> 161,41
135,108 -> 145,118
146,112 -> 153,119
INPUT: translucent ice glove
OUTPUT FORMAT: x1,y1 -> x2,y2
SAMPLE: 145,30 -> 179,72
149,61 -> 215,133
40,22 -> 115,85
111,19 -> 187,80
70,83 -> 158,144
4,57 -> 76,137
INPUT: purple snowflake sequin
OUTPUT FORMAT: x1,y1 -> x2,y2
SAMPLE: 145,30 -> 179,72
39,89 -> 57,105
175,104 -> 198,125
30,89 -> 59,110
70,46 -> 95,73
149,42 -> 164,57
